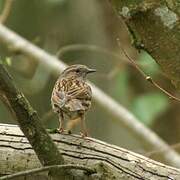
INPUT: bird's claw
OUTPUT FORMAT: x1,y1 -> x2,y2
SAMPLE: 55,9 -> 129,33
58,128 -> 64,134
80,132 -> 88,138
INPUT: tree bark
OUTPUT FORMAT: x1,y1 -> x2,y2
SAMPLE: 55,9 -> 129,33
0,123 -> 180,180
110,0 -> 180,89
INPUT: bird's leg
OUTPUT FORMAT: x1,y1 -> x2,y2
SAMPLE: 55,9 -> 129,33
58,111 -> 64,133
80,114 -> 88,137
66,117 -> 80,134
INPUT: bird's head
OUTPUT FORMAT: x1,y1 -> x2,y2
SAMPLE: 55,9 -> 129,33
61,64 -> 96,80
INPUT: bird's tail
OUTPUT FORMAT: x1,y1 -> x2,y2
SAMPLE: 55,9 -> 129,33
66,117 -> 81,133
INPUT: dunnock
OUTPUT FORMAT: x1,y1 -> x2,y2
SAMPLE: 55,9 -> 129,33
51,64 -> 96,137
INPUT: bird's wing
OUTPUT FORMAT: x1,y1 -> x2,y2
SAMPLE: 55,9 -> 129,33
53,78 -> 92,111
51,78 -> 92,112
66,81 -> 92,111
51,79 -> 68,111
67,80 -> 92,99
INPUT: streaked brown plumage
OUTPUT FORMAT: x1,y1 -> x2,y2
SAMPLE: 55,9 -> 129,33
51,64 -> 96,137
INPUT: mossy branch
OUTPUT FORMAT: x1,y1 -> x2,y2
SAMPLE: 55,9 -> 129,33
110,0 -> 180,89
0,62 -> 67,179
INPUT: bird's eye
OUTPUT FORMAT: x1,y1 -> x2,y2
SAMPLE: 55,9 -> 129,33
76,69 -> 80,73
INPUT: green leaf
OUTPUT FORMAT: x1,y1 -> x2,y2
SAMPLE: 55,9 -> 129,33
131,92 -> 169,126
5,57 -> 12,66
138,51 -> 159,76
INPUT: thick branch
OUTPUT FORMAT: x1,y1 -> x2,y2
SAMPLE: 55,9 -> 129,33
110,0 -> 180,89
0,24 -> 179,167
0,124 -> 180,180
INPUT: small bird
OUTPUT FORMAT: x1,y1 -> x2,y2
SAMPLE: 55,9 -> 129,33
51,64 -> 96,137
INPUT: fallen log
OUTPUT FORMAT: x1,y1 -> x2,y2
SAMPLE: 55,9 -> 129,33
0,123 -> 180,180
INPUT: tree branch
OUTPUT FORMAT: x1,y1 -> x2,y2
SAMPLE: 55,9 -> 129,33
57,43 -> 128,64
0,24 -> 179,167
0,62 -> 68,179
0,123 -> 180,180
0,0 -> 13,24
0,164 -> 95,180
109,0 -> 180,89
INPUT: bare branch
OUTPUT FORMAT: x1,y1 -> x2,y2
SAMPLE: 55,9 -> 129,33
0,0 -> 13,24
144,142 -> 180,158
0,164 -> 95,180
57,43 -> 127,63
0,24 -> 180,167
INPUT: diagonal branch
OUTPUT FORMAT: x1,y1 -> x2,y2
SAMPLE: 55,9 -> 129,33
0,24 -> 180,167
0,0 -> 13,24
0,62 -> 67,179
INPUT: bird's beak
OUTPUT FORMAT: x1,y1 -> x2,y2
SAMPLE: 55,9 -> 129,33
87,68 -> 96,73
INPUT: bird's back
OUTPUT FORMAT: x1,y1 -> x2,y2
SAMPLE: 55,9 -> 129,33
51,76 -> 92,114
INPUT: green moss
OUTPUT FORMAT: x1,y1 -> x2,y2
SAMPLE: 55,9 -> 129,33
126,23 -> 144,49
93,162 -> 118,180
26,127 -> 35,137
112,0 -> 143,8
16,93 -> 36,116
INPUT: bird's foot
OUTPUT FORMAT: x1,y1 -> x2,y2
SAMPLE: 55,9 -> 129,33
80,132 -> 88,138
58,127 -> 65,134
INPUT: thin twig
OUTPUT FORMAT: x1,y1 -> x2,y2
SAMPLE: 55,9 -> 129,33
56,43 -> 127,63
57,44 -> 145,80
0,0 -> 13,24
146,143 -> 180,157
57,43 -> 128,78
0,164 -> 96,180
107,66 -> 123,80
117,38 -> 180,102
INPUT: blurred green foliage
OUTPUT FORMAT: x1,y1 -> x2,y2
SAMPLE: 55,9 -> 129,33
131,92 -> 169,125
113,51 -> 169,126
138,51 -> 159,76
113,68 -> 130,106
